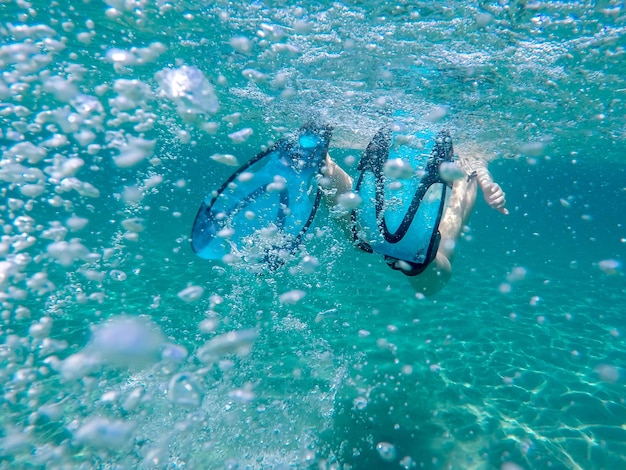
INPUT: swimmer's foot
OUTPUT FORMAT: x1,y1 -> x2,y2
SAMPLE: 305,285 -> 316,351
480,180 -> 508,215
470,163 -> 509,215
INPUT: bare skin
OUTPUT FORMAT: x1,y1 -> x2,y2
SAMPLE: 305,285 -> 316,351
320,147 -> 508,296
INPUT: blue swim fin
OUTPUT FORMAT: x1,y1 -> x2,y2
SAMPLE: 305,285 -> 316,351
191,123 -> 332,269
351,127 -> 454,275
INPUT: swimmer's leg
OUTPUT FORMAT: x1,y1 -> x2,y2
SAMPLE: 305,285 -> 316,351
438,172 -> 478,263
320,154 -> 353,206
408,174 -> 477,296
319,154 -> 355,237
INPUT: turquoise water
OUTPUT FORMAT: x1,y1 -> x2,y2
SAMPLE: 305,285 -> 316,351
1,1 -> 625,468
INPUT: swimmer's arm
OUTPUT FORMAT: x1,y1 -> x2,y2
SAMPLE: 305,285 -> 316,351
463,157 -> 509,215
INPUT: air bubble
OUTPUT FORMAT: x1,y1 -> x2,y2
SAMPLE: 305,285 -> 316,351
279,289 -> 306,305
59,352 -> 100,381
598,259 -> 621,275
210,153 -> 239,166
242,69 -> 268,83
259,23 -> 285,41
399,456 -> 415,469
122,387 -> 144,413
425,106 -> 448,122
109,269 -> 127,281
113,137 -> 156,168
89,317 -> 165,368
594,364 -> 620,383
294,20 -> 313,34
299,255 -> 319,274
121,217 -> 145,233
229,36 -> 252,54
29,317 -> 53,339
177,285 -> 204,303
155,65 -> 219,116
228,128 -> 254,144
475,12 -> 493,27
217,227 -> 235,238
383,158 -> 414,179
66,216 -> 89,231
199,317 -> 220,333
196,329 -> 258,363
518,141 -> 545,157
266,175 -> 287,192
7,141 -> 47,164
376,442 -> 397,462
353,396 -> 368,410
73,417 -> 134,450
506,266 -> 527,282
20,184 -> 45,198
337,192 -> 362,210
168,373 -> 203,407
238,172 -> 254,183
161,344 -> 188,363
228,387 -> 255,403
439,161 -> 464,183
344,155 -> 356,166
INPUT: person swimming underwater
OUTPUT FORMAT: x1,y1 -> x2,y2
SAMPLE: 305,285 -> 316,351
191,122 -> 507,297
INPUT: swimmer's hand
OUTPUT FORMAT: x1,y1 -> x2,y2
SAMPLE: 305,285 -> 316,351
483,182 -> 508,215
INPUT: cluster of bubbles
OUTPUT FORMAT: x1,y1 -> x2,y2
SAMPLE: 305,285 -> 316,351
1,0 -> 378,464
0,0 -> 309,466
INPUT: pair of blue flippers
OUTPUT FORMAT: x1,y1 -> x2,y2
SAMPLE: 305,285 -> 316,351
191,122 -> 453,272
